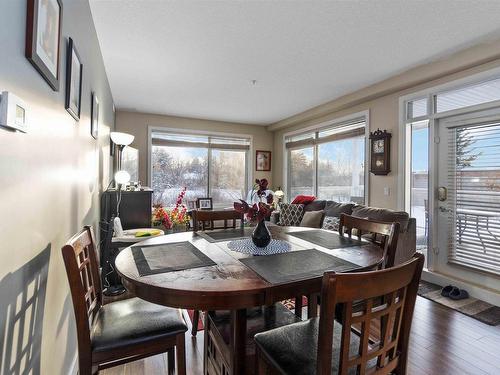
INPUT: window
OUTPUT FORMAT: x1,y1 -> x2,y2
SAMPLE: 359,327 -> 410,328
407,97 -> 428,119
285,118 -> 366,203
436,77 -> 500,113
151,131 -> 249,207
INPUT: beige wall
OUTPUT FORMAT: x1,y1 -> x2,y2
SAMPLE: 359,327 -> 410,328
115,111 -> 275,189
271,39 -> 500,210
0,1 -> 114,374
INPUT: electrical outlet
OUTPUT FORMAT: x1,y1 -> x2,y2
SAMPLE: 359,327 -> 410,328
384,187 -> 390,196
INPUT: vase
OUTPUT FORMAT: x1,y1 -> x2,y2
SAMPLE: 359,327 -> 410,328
252,219 -> 271,248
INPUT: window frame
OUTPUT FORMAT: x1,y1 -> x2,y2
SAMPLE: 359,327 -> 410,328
282,110 -> 370,204
148,126 -> 253,208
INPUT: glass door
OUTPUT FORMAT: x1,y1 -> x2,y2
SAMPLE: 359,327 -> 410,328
405,119 -> 430,268
436,110 -> 500,275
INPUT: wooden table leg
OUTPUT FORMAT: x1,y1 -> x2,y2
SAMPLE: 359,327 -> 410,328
230,309 -> 247,375
308,293 -> 319,318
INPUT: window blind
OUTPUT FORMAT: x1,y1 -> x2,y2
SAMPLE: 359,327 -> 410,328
437,77 -> 500,113
447,121 -> 500,274
152,132 -> 250,150
285,119 -> 365,149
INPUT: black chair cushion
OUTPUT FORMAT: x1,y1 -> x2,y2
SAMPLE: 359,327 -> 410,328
255,317 -> 376,374
91,297 -> 187,353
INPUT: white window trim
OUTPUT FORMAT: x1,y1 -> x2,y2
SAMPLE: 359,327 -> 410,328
148,125 -> 254,203
282,110 -> 370,204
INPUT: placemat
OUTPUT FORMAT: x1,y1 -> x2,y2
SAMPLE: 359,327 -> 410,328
240,249 -> 360,284
227,238 -> 291,255
197,227 -> 254,242
287,229 -> 364,249
131,241 -> 216,276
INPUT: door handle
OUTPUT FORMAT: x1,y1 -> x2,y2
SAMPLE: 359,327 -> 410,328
439,206 -> 451,213
438,187 -> 448,202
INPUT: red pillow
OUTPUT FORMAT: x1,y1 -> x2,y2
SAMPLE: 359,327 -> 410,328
291,195 -> 316,205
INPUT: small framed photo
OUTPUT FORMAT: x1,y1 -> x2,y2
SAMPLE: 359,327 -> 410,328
65,38 -> 83,121
256,150 -> 271,171
197,198 -> 213,210
25,0 -> 63,91
91,92 -> 99,139
186,200 -> 197,210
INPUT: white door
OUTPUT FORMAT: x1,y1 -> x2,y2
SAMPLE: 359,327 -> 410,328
436,109 -> 500,276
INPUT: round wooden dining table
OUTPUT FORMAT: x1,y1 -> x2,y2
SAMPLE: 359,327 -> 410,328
115,225 -> 383,375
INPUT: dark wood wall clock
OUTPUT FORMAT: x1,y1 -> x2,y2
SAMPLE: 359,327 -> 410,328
369,129 -> 391,175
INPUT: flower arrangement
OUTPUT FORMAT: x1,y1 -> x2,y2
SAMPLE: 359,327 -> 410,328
152,188 -> 190,230
234,200 -> 273,223
250,178 -> 274,204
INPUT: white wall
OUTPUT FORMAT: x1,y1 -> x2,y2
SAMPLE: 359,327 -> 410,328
0,1 -> 114,373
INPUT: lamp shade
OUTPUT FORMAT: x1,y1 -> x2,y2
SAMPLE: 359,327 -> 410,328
274,188 -> 284,199
115,170 -> 131,184
110,132 -> 134,146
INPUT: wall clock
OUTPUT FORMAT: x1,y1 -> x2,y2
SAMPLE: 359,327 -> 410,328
369,129 -> 391,175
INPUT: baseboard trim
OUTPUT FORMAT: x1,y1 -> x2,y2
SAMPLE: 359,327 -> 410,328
422,270 -> 500,306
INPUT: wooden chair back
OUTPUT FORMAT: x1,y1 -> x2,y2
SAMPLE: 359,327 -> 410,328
317,253 -> 424,375
339,213 -> 400,268
192,209 -> 243,232
61,226 -> 102,361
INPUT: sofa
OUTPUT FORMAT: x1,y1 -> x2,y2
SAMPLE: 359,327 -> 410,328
271,200 -> 416,266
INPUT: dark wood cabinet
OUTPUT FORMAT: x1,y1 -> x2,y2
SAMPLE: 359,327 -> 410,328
101,189 -> 153,231
100,189 -> 153,294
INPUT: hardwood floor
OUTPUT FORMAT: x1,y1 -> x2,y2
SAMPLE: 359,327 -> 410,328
101,296 -> 500,375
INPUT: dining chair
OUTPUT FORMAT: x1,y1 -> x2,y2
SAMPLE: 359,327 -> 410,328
191,209 -> 244,231
339,213 -> 400,268
254,253 -> 424,375
62,226 -> 188,375
190,209 -> 244,336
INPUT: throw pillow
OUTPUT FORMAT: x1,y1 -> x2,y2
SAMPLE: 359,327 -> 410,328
322,216 -> 340,232
278,203 -> 305,226
291,195 -> 316,205
300,211 -> 324,228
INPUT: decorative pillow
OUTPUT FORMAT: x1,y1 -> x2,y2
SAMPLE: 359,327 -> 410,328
278,203 -> 305,226
291,195 -> 316,205
300,211 -> 324,228
322,216 -> 340,232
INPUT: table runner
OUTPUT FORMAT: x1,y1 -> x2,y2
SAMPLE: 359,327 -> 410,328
240,249 -> 360,284
287,229 -> 365,249
132,241 -> 216,276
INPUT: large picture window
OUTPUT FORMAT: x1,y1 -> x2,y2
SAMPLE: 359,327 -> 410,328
285,118 -> 366,203
151,131 -> 249,207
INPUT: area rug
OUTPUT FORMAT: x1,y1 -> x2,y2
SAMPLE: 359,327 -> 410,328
418,280 -> 500,326
187,296 -> 308,331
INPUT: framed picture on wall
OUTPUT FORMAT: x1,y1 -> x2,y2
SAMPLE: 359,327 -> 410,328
25,0 -> 63,91
91,92 -> 99,139
65,38 -> 83,121
256,150 -> 271,171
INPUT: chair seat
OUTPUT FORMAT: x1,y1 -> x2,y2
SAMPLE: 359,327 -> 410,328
254,317 -> 377,375
91,297 -> 187,353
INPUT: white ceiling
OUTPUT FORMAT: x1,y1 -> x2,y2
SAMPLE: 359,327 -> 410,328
89,0 -> 500,125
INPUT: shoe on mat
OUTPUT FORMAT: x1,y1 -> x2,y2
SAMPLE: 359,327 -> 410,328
441,285 -> 455,297
449,288 -> 469,300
